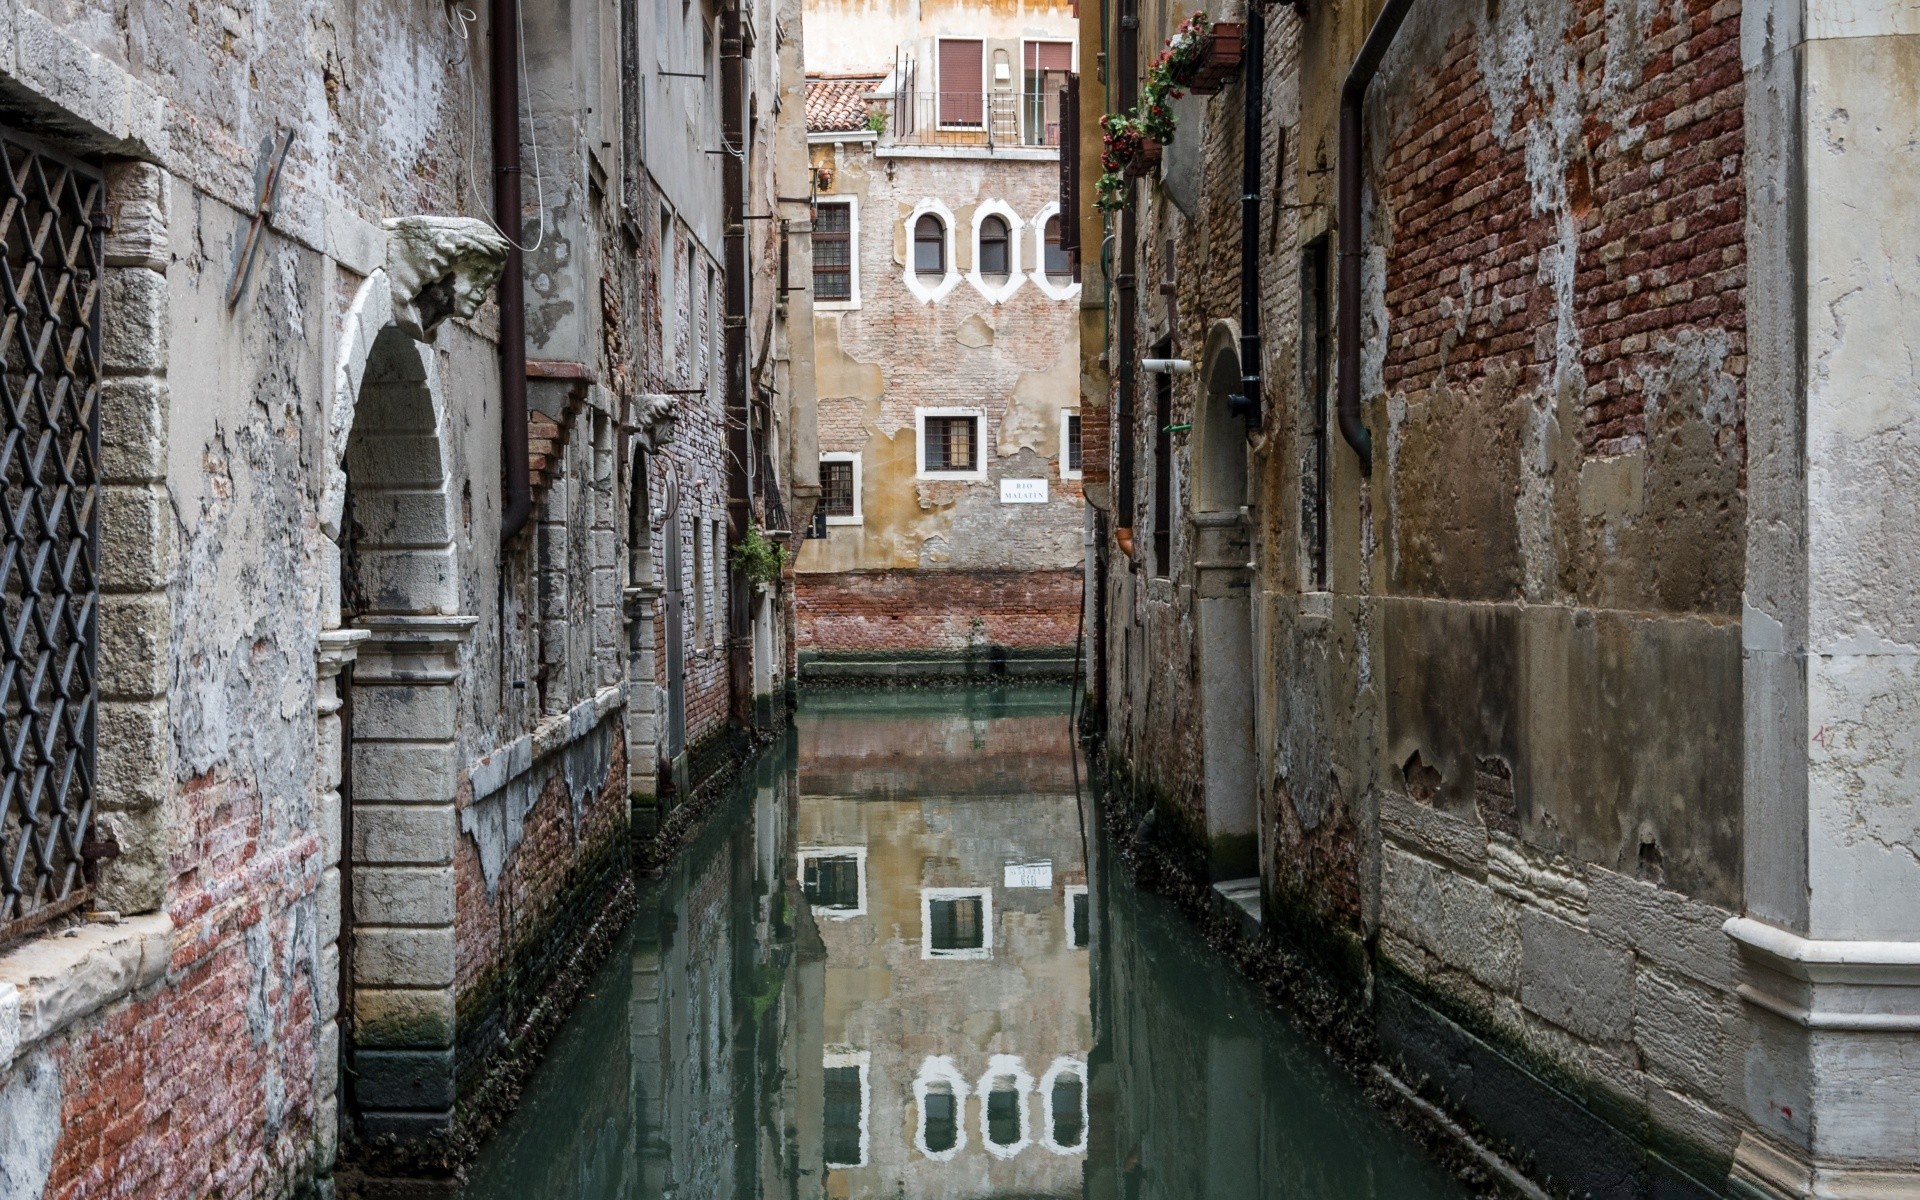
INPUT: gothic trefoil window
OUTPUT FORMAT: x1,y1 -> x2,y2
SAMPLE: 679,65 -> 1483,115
0,129 -> 103,946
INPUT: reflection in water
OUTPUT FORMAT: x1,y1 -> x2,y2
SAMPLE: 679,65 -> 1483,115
462,688 -> 1464,1199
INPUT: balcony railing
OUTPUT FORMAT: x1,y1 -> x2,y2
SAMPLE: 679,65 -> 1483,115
884,89 -> 1064,150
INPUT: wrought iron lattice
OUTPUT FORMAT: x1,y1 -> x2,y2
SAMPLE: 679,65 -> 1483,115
0,129 -> 103,946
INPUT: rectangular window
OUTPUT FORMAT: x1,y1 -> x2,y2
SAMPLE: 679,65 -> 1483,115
1062,411 -> 1083,479
1152,348 -> 1174,578
711,517 -> 725,625
823,1057 -> 867,1167
819,455 -> 859,522
923,887 -> 991,958
0,129 -> 102,947
923,415 -> 978,474
1066,885 -> 1090,948
813,200 -> 854,302
800,847 -> 865,914
692,516 -> 707,644
937,39 -> 984,127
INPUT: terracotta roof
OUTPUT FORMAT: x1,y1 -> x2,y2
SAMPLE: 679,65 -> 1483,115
806,74 -> 884,134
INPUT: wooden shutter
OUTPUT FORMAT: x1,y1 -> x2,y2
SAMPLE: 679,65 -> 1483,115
1060,73 -> 1080,277
938,39 -> 983,126
1028,40 -> 1073,71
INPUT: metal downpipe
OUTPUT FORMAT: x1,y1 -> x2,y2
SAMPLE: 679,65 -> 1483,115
493,0 -> 533,540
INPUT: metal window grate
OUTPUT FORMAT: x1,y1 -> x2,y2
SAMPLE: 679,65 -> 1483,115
0,129 -> 103,947
819,459 -> 855,517
924,416 -> 976,473
812,201 -> 851,301
1065,413 -> 1082,472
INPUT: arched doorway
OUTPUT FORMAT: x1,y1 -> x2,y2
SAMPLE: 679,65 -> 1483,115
1192,322 -> 1256,883
320,281 -> 476,1141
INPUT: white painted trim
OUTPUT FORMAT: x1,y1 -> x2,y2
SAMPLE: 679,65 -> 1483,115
1038,1057 -> 1089,1154
904,199 -> 961,303
1029,201 -> 1082,301
823,1049 -> 871,1168
921,886 -> 994,959
798,845 -> 868,918
819,452 -> 863,525
1064,883 -> 1090,945
1059,410 -> 1083,480
812,196 -> 861,310
976,1055 -> 1035,1158
967,199 -> 1025,304
915,407 -> 989,481
912,1056 -> 971,1160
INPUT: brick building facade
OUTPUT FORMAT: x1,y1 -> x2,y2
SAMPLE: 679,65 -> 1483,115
791,0 -> 1085,682
1081,0 -> 1920,1193
0,0 -> 815,1194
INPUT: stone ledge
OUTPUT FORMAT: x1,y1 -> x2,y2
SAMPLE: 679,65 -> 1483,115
1725,916 -> 1920,1030
0,913 -> 171,1067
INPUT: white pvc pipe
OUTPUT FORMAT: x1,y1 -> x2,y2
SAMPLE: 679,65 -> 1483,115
1141,358 -> 1192,374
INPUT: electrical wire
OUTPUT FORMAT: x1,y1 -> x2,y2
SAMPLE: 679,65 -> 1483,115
447,3 -> 548,253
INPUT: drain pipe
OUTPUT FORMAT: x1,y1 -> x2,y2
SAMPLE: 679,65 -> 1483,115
493,0 -> 533,539
720,0 -> 753,724
1112,0 -> 1140,558
1229,0 -> 1264,428
1337,0 -> 1417,475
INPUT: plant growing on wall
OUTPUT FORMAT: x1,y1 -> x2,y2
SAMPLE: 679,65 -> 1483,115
1095,11 -> 1220,211
733,523 -> 785,587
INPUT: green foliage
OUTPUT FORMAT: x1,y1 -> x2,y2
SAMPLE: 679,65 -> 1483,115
732,523 -> 785,587
1095,12 -> 1212,212
865,108 -> 888,134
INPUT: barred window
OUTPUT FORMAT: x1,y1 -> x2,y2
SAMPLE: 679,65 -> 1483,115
824,1062 -> 866,1167
802,854 -> 860,909
1065,412 -> 1082,472
0,131 -> 103,946
813,201 -> 852,301
819,458 -> 856,518
923,415 -> 977,473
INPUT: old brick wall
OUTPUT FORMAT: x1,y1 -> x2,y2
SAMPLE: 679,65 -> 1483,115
795,568 -> 1082,656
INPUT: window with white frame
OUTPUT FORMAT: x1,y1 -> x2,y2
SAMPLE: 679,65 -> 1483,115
978,214 -> 1012,284
914,1057 -> 970,1159
1065,883 -> 1089,947
823,1051 -> 870,1168
1040,1058 -> 1089,1153
799,846 -> 866,917
976,1057 -> 1033,1158
917,409 -> 985,480
1043,214 -> 1071,281
813,199 -> 857,305
914,212 -> 947,277
819,453 -> 861,524
1060,410 -> 1083,480
922,887 -> 992,959
937,38 -> 985,127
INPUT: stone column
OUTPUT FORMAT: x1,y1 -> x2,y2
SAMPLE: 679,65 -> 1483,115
1192,511 -> 1257,881
313,627 -> 367,1174
346,614 -> 476,1139
625,584 -> 664,817
1734,4 -> 1920,1193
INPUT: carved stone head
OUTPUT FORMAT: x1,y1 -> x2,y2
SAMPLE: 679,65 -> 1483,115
634,392 -> 679,452
382,216 -> 511,342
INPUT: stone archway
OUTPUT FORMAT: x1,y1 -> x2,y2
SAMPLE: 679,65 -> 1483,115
1192,321 -> 1256,883
316,246 -> 490,1141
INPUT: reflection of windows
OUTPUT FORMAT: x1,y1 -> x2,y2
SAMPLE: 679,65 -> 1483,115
823,1053 -> 868,1168
799,846 -> 866,918
914,214 -> 946,276
813,200 -> 854,302
923,1082 -> 958,1152
1041,1058 -> 1089,1154
976,1059 -> 1032,1158
922,887 -> 992,959
1066,884 -> 1090,948
986,1084 -> 1021,1147
978,215 -> 1010,281
919,412 -> 981,476
819,453 -> 860,524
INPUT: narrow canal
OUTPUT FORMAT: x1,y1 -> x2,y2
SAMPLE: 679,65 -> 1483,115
459,688 -> 1467,1199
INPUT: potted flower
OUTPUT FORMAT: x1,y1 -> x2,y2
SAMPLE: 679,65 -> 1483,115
1187,20 -> 1244,94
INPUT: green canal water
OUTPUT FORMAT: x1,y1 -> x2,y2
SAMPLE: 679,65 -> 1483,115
461,688 -> 1466,1199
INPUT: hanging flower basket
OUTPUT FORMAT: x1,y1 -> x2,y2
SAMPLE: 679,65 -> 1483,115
1126,139 -> 1164,177
1186,22 -> 1245,94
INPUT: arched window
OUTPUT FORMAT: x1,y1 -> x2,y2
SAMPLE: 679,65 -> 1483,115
1043,214 -> 1071,281
922,1080 -> 958,1153
914,214 -> 946,276
978,214 -> 1011,281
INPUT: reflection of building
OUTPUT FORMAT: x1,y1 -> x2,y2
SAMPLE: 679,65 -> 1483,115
796,692 -> 1091,1196
791,0 -> 1084,683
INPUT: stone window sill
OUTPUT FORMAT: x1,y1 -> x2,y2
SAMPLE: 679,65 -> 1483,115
0,913 -> 171,1068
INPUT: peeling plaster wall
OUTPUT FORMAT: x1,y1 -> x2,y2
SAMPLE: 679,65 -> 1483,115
795,136 -> 1083,661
